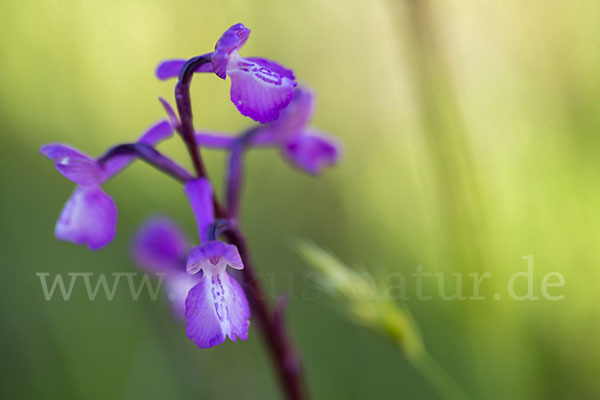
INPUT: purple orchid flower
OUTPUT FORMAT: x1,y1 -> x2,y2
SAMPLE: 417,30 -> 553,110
131,216 -> 200,319
41,21 -> 329,397
183,178 -> 250,348
195,87 -> 342,175
40,120 -> 174,249
156,23 -> 297,124
256,87 -> 342,175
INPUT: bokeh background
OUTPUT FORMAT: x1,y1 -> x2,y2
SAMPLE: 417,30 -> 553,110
1,0 -> 599,398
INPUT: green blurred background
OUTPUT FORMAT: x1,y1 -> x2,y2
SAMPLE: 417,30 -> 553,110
1,0 -> 599,398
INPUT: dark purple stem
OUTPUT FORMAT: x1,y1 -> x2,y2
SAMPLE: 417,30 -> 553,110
175,54 -> 212,178
223,127 -> 308,400
176,54 -> 308,400
224,227 -> 308,400
226,141 -> 244,220
98,143 -> 193,183
226,127 -> 264,219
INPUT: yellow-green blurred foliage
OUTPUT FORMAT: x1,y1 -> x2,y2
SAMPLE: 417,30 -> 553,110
1,0 -> 599,399
297,240 -> 423,360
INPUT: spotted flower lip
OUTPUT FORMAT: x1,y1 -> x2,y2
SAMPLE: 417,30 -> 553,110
40,120 -> 174,249
185,266 -> 250,348
183,178 -> 250,348
155,23 -> 297,124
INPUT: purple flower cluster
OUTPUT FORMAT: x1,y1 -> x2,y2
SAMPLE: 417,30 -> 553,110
41,23 -> 341,350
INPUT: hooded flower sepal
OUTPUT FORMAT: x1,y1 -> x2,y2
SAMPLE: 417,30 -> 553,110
185,241 -> 249,348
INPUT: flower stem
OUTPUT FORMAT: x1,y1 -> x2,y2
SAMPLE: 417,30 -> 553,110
175,57 -> 308,400
226,140 -> 244,220
223,128 -> 309,400
98,143 -> 193,183
225,227 -> 308,400
175,54 -> 212,179
225,127 -> 261,219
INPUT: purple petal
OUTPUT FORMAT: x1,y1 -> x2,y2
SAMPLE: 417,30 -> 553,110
228,55 -> 296,123
156,59 -> 186,80
255,87 -> 315,143
55,186 -> 117,250
155,59 -> 214,80
165,272 -> 202,320
185,269 -> 250,348
274,87 -> 315,133
195,132 -> 236,148
131,216 -> 189,274
137,119 -> 174,146
221,272 -> 250,342
158,97 -> 180,129
102,120 -> 174,179
282,130 -> 342,175
212,23 -> 251,79
40,144 -> 104,186
186,241 -> 244,274
184,179 -> 215,241
185,277 -> 225,348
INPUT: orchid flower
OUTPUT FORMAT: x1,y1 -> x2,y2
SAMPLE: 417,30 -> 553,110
256,87 -> 341,175
156,23 -> 297,124
183,178 -> 250,348
40,120 -> 174,249
131,182 -> 250,346
195,87 -> 342,175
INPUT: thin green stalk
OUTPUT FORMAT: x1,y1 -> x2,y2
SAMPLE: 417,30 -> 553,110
409,352 -> 471,400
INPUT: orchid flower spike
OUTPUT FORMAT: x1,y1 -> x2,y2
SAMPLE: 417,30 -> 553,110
183,178 -> 250,348
156,23 -> 297,124
40,120 -> 174,249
